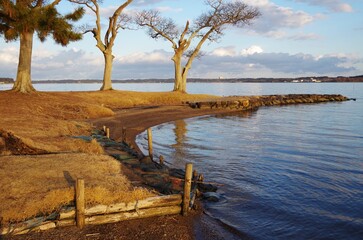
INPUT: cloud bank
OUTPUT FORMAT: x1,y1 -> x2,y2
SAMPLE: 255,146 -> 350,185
0,46 -> 359,80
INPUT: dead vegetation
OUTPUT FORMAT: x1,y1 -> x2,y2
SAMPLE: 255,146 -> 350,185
0,153 -> 155,223
0,90 -> 215,225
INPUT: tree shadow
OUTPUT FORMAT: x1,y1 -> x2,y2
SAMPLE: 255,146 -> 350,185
63,171 -> 75,187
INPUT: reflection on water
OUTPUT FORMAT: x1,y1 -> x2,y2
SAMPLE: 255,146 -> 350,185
171,120 -> 188,161
137,100 -> 363,239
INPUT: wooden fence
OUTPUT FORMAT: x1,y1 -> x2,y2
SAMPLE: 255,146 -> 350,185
1,163 -> 194,236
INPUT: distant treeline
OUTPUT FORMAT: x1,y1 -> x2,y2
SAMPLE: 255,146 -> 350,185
0,78 -> 14,83
2,75 -> 363,84
32,75 -> 363,84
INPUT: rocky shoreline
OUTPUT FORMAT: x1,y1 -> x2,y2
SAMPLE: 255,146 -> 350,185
187,94 -> 351,110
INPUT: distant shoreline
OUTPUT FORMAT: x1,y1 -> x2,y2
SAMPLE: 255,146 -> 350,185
1,75 -> 363,84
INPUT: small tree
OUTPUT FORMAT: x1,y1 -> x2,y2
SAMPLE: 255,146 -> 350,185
0,0 -> 84,93
135,0 -> 260,93
71,0 -> 133,90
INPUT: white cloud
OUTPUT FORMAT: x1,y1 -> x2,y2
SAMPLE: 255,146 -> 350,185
99,5 -> 119,17
155,6 -> 183,13
288,32 -> 321,40
0,46 -> 18,64
134,0 -> 176,7
241,45 -> 264,56
0,46 -> 360,80
211,46 -> 237,57
117,50 -> 170,64
243,0 -> 316,38
294,0 -> 353,13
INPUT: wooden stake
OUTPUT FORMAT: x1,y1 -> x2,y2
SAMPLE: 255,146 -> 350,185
183,163 -> 193,216
76,178 -> 85,229
147,128 -> 153,160
106,128 -> 110,139
102,125 -> 106,132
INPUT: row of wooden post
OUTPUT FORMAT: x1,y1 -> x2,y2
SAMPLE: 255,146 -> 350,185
102,125 -> 154,161
102,125 -> 127,142
146,128 -> 195,215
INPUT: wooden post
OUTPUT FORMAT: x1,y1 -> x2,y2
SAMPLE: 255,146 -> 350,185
183,163 -> 193,216
76,178 -> 85,229
106,128 -> 110,139
147,128 -> 153,160
102,125 -> 106,132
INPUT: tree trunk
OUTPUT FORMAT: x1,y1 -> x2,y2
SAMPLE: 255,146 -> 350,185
12,32 -> 36,93
172,52 -> 186,93
100,53 -> 114,90
181,67 -> 188,92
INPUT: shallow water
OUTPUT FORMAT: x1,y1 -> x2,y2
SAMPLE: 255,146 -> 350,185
136,83 -> 363,239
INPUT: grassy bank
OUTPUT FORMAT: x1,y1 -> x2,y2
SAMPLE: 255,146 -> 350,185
0,90 -> 216,225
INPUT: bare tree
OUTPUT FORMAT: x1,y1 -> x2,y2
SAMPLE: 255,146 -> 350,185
135,0 -> 260,93
70,0 -> 133,90
0,0 -> 84,93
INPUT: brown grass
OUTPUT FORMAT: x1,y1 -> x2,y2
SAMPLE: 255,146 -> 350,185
0,153 -> 155,223
0,90 -> 215,153
0,90 -> 216,225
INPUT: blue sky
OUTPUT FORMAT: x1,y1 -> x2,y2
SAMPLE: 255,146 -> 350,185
0,0 -> 362,80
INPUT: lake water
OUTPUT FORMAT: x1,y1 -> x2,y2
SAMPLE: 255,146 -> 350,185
134,83 -> 362,239
2,82 -> 362,239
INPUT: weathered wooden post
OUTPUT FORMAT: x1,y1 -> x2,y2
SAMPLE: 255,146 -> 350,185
147,128 -> 153,161
106,128 -> 110,139
103,125 -> 106,133
183,163 -> 193,216
76,178 -> 85,229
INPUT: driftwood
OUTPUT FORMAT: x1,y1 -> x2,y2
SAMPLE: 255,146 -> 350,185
86,205 -> 181,225
59,194 -> 182,219
1,220 -> 56,235
2,194 -> 182,236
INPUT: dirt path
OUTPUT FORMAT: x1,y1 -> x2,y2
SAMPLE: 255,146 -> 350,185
89,104 -> 239,156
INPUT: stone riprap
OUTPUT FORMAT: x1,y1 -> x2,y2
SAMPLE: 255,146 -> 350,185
187,94 -> 349,111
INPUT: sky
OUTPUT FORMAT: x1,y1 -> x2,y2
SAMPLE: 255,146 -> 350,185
0,0 -> 362,80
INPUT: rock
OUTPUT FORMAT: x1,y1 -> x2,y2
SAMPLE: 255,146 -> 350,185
198,183 -> 217,193
242,100 -> 249,107
202,192 -> 221,202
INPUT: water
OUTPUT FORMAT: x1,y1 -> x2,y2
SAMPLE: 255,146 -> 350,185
134,83 -> 363,239
1,81 -> 360,96
2,81 -> 363,239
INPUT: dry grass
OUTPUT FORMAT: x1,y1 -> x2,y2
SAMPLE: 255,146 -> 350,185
0,90 -> 215,153
0,90 -> 216,225
0,153 -> 155,223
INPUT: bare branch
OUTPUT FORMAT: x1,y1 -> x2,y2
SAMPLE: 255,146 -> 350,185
184,49 -> 205,60
134,10 -> 178,48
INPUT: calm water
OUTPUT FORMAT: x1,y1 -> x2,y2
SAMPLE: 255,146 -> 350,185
134,83 -> 363,239
2,82 -> 363,239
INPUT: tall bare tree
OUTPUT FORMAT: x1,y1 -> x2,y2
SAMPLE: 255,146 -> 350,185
70,0 -> 133,90
135,0 -> 260,93
0,0 -> 84,93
